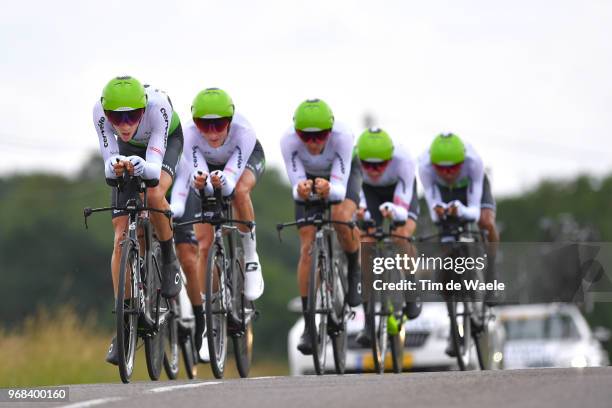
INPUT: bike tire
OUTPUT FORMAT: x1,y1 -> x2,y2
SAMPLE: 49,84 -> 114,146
116,238 -> 139,384
206,241 -> 228,379
163,299 -> 180,380
144,240 -> 165,381
180,330 -> 197,379
307,243 -> 329,375
448,300 -> 472,371
329,242 -> 347,375
389,326 -> 405,374
232,246 -> 254,378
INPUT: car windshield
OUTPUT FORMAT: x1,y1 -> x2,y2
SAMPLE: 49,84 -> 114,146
504,313 -> 581,341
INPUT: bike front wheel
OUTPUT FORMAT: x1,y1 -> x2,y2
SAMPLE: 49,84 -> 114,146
116,238 -> 139,384
307,243 -> 329,375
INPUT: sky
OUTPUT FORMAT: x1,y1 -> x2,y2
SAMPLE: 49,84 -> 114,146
1,0 -> 611,197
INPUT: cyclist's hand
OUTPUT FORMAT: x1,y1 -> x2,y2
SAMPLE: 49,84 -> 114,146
111,156 -> 130,177
192,170 -> 208,190
379,202 -> 394,219
357,207 -> 367,220
448,201 -> 460,217
297,180 -> 313,200
210,170 -> 227,190
126,156 -> 145,177
314,177 -> 330,199
434,204 -> 446,219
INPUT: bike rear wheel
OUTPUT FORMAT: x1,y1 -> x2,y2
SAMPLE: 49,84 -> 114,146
448,300 -> 473,370
116,238 -> 139,384
307,243 -> 329,375
180,329 -> 197,379
232,248 -> 254,378
144,240 -> 165,381
206,241 -> 228,379
389,325 -> 405,373
329,248 -> 347,375
163,299 -> 180,380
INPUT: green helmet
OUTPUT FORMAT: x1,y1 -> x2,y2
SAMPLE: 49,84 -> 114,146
293,99 -> 334,131
356,128 -> 394,162
191,88 -> 234,119
429,133 -> 465,165
101,76 -> 147,111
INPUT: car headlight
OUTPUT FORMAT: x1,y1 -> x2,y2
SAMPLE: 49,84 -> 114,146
570,355 -> 587,368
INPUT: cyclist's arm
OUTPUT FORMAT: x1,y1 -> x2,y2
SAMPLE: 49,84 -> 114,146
184,129 -> 213,196
93,102 -> 122,179
170,157 -> 191,218
418,155 -> 444,222
460,157 -> 484,222
390,153 -> 417,221
328,129 -> 353,202
221,127 -> 256,196
280,131 -> 308,201
142,99 -> 173,181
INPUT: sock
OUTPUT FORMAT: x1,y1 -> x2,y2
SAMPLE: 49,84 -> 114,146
301,296 -> 309,327
160,238 -> 177,264
193,304 -> 204,327
346,250 -> 360,277
240,228 -> 257,262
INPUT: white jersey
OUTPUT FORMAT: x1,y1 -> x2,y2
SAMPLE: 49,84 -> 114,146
280,121 -> 354,202
183,112 -> 256,196
361,143 -> 417,213
93,86 -> 173,180
418,142 -> 484,222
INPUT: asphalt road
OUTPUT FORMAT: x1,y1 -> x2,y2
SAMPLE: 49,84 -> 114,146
7,367 -> 612,408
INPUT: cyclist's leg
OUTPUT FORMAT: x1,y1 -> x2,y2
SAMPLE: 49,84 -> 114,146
331,156 -> 362,307
194,222 -> 215,294
478,174 -> 499,304
149,123 -> 184,298
111,215 -> 130,298
232,141 -> 265,300
297,223 -> 316,354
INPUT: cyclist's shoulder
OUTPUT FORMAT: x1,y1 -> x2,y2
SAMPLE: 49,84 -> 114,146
280,126 -> 299,146
143,85 -> 173,111
229,112 -> 256,138
330,120 -> 353,139
392,142 -> 415,164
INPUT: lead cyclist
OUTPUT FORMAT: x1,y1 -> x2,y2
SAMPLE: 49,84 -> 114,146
92,76 -> 183,365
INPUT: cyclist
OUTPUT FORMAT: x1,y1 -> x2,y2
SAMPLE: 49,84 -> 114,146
280,98 -> 362,355
418,133 -> 499,243
354,127 -> 422,346
169,156 -> 206,356
93,76 -> 183,365
184,88 -> 265,303
418,133 -> 500,355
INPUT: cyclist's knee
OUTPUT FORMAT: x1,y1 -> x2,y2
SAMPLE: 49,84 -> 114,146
478,209 -> 496,230
147,186 -> 166,205
233,187 -> 251,207
112,218 -> 128,250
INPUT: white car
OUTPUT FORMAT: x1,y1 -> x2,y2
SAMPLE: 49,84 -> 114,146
287,300 -> 503,375
498,303 -> 610,369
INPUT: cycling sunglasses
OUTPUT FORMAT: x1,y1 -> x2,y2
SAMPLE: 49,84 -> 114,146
296,129 -> 331,143
194,117 -> 232,133
360,159 -> 390,171
104,108 -> 145,126
433,162 -> 464,174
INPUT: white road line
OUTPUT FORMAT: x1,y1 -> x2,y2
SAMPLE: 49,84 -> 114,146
248,376 -> 282,380
59,397 -> 125,408
146,381 -> 222,393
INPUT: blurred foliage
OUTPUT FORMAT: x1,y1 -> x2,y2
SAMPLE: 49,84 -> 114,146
0,306 -> 287,387
1,158 -> 612,363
